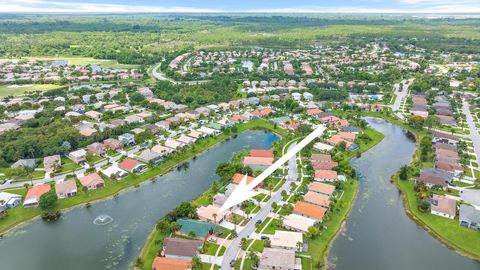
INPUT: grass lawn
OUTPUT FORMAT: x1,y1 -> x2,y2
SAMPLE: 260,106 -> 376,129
396,180 -> 480,259
203,241 -> 226,256
202,263 -> 219,270
301,256 -> 313,270
255,217 -> 283,234
242,239 -> 265,252
0,84 -> 64,97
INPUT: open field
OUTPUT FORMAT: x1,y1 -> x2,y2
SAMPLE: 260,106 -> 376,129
1,56 -> 140,69
0,84 -> 64,97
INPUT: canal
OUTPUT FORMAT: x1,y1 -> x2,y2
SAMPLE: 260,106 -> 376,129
328,117 -> 480,270
0,130 -> 279,270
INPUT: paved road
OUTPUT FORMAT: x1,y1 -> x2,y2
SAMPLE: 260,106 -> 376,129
462,99 -> 480,166
150,63 -> 209,85
391,78 -> 414,120
220,143 -> 297,269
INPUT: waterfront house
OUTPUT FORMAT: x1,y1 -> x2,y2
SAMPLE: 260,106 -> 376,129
313,142 -> 334,152
162,238 -> 203,260
242,156 -> 274,171
314,170 -> 338,182
303,192 -> 331,208
137,149 -> 162,164
310,154 -> 332,162
152,257 -> 192,270
293,201 -> 327,222
0,191 -> 22,209
250,149 -> 274,158
24,184 -> 51,208
312,161 -> 338,170
460,189 -> 480,208
118,158 -> 145,173
100,165 -> 128,180
308,182 -> 335,197
258,248 -> 295,270
282,213 -> 317,233
270,230 -> 303,251
231,173 -> 255,185
459,204 -> 480,230
79,173 -> 105,190
151,144 -> 174,156
196,204 -> 228,224
430,194 -> 456,219
165,139 -> 185,150
416,168 -> 453,188
55,179 -> 78,198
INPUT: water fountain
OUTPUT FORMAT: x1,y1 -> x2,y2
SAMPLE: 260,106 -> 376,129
93,214 -> 114,226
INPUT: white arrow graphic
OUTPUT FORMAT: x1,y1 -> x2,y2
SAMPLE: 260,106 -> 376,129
220,124 -> 326,212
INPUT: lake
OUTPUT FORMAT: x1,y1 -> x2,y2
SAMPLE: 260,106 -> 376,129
0,130 -> 279,270
328,117 -> 480,270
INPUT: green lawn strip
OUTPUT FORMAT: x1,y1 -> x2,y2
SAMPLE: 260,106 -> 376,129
395,180 -> 480,259
0,84 -> 64,97
0,119 -> 287,236
201,262 -> 219,270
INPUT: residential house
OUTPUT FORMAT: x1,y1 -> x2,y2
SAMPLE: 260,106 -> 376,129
11,159 -> 37,169
258,248 -> 295,270
152,257 -> 192,270
308,182 -> 335,197
293,201 -> 327,222
118,133 -> 135,146
87,142 -> 106,156
103,138 -> 124,151
44,155 -> 61,176
303,192 -> 331,208
55,179 -> 78,198
282,213 -> 317,233
118,158 -> 146,173
430,194 -> 456,219
270,230 -> 303,251
459,204 -> 480,230
68,149 -> 87,164
196,204 -> 228,224
250,149 -> 274,158
151,144 -> 174,156
100,165 -> 128,180
79,173 -> 105,190
314,170 -> 338,182
23,184 -> 51,208
137,149 -> 162,164
162,238 -> 203,260
84,110 -> 102,121
0,192 -> 22,209
416,168 -> 453,188
242,156 -> 274,171
165,139 -> 185,150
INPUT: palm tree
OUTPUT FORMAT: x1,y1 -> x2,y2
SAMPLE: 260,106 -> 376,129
213,213 -> 217,224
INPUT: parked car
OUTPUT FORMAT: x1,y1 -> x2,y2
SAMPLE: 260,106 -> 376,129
261,235 -> 270,240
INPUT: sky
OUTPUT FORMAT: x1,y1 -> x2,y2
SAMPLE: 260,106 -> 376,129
1,0 -> 479,14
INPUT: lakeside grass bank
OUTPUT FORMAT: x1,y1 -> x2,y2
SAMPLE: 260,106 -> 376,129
0,119 -> 288,236
366,111 -> 480,261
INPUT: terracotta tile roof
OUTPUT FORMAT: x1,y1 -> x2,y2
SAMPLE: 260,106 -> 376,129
431,194 -> 456,217
312,161 -> 338,170
308,182 -> 335,196
249,149 -> 274,158
25,184 -> 51,201
294,201 -> 327,220
232,173 -> 255,185
242,156 -> 274,166
314,170 -> 338,180
304,192 -> 331,207
152,257 -> 192,270
118,158 -> 141,171
310,154 -> 331,162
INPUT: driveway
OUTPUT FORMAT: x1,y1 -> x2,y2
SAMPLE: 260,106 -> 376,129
391,78 -> 413,120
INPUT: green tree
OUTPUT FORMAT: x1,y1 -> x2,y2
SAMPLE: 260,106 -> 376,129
39,190 -> 58,210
